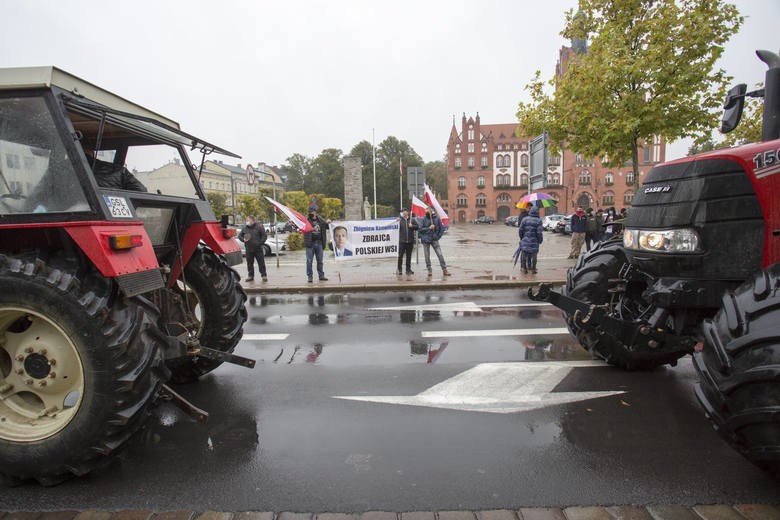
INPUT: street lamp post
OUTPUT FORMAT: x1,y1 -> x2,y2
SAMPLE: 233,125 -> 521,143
263,171 -> 280,268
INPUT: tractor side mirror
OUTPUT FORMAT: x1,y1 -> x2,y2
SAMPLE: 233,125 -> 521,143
721,83 -> 747,134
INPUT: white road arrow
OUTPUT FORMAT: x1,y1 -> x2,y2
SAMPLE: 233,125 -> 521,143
334,361 -> 625,414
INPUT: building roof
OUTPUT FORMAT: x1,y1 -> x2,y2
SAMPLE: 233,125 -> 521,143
481,123 -> 523,141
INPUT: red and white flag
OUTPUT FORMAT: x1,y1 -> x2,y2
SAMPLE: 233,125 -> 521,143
424,184 -> 449,227
264,196 -> 313,233
411,195 -> 428,217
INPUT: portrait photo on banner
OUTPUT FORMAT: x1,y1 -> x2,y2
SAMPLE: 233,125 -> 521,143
329,220 -> 400,261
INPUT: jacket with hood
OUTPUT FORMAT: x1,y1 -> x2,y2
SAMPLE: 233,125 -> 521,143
519,207 -> 544,253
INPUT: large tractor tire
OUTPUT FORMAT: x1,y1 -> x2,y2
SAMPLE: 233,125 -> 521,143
563,238 -> 688,370
167,246 -> 247,383
693,265 -> 780,475
0,255 -> 166,485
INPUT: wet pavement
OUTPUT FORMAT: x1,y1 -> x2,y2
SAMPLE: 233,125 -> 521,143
2,289 -> 778,515
236,224 -> 573,293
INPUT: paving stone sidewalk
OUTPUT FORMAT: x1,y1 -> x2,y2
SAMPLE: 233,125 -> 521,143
2,504 -> 779,520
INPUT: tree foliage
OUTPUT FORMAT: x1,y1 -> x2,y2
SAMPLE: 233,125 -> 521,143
206,192 -> 229,219
425,160 -> 447,198
516,0 -> 743,183
721,96 -> 763,147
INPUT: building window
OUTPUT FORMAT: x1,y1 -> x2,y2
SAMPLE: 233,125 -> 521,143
456,194 -> 468,207
552,172 -> 560,184
626,170 -> 635,185
481,142 -> 487,152
575,153 -> 583,165
477,175 -> 485,188
455,144 -> 461,154
476,193 -> 486,207
477,209 -> 485,218
624,190 -> 635,204
579,170 -> 591,185
497,156 -> 503,168
549,153 -> 560,166
605,172 -> 614,185
498,144 -> 503,151
520,154 -> 528,168
480,156 -> 488,168
504,154 -> 511,166
520,173 -> 528,186
458,176 -> 466,188
603,190 -> 615,205
497,193 -> 511,203
643,145 -> 651,163
468,143 -> 474,153
454,157 -> 462,168
468,127 -> 474,140
468,157 -> 475,168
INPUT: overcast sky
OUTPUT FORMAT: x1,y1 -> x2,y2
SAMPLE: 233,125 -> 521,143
3,1 -> 778,169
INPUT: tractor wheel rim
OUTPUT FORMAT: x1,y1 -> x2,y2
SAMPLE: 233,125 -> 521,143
0,308 -> 84,442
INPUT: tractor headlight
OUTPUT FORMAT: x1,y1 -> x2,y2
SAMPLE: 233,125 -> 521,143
623,228 -> 701,253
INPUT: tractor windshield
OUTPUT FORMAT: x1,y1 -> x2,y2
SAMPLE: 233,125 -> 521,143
0,96 -> 90,215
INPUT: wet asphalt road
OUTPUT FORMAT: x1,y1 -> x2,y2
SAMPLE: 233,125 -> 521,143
1,289 -> 777,512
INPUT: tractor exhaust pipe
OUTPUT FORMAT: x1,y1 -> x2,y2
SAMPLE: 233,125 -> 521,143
758,50 -> 780,141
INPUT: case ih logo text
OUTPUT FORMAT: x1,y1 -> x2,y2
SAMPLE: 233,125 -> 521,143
643,185 -> 672,194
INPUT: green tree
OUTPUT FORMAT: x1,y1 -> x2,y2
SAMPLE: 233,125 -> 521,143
516,0 -> 743,186
309,148 -> 345,198
206,192 -> 229,219
687,138 -> 719,156
235,195 -> 264,222
425,160 -> 447,199
284,191 -> 310,214
279,153 -> 309,191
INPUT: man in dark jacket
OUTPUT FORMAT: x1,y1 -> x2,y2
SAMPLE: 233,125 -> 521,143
584,207 -> 600,251
304,207 -> 330,282
568,206 -> 587,259
239,215 -> 268,282
419,209 -> 450,277
397,209 -> 418,275
92,158 -> 148,192
519,207 -> 543,274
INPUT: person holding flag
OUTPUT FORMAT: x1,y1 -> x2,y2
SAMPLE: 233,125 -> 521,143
304,206 -> 331,283
419,207 -> 451,278
396,208 -> 418,276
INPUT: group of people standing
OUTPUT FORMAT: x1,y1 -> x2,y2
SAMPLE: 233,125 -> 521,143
397,208 -> 450,277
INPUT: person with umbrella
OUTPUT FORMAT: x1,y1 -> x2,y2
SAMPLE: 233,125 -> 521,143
517,204 -> 544,274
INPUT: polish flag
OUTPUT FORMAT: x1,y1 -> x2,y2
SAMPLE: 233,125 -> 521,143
424,184 -> 449,227
264,196 -> 313,233
411,195 -> 428,217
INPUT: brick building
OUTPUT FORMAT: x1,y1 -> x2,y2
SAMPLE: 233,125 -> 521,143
446,44 -> 666,224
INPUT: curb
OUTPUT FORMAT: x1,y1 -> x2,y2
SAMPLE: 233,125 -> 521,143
240,279 -> 567,294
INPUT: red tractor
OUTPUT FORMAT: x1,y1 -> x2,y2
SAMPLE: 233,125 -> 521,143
0,67 -> 251,484
530,50 -> 780,475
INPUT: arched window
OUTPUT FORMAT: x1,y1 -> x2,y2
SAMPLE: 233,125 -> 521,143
602,190 -> 615,206
504,154 -> 511,167
456,194 -> 468,207
481,142 -> 487,152
552,172 -> 560,184
624,190 -> 635,204
579,170 -> 591,185
468,127 -> 474,140
458,176 -> 466,188
496,156 -> 503,168
477,209 -> 485,218
626,170 -> 635,185
497,193 -> 511,203
605,172 -> 614,185
468,143 -> 475,153
476,193 -> 486,207
520,173 -> 528,186
504,174 -> 511,185
477,176 -> 485,188
520,154 -> 528,168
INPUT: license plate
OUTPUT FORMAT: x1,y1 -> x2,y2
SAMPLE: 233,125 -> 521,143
103,195 -> 133,218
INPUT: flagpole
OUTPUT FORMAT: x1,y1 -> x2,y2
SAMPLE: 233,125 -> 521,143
399,157 -> 403,212
372,128 -> 377,219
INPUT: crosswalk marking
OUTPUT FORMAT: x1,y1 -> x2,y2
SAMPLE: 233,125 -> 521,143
421,327 -> 569,338
242,333 -> 289,341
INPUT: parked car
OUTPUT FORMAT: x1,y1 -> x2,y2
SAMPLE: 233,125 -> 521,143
235,236 -> 286,257
554,215 -> 572,234
542,214 -> 566,231
505,215 -> 519,227
474,215 -> 494,224
276,221 -> 297,233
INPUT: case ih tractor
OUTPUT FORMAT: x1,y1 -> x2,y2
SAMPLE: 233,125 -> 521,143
530,50 -> 780,475
0,67 -> 251,484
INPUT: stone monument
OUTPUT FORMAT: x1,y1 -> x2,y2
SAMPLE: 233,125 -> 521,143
343,156 -> 363,221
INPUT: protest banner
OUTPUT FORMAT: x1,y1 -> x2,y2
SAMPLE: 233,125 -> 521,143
329,219 -> 400,261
